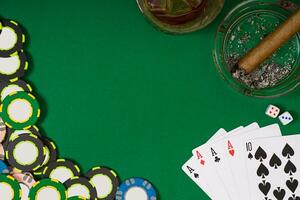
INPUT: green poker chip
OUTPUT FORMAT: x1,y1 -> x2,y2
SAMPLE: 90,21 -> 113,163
29,178 -> 67,200
67,196 -> 87,200
0,174 -> 22,200
0,91 -> 40,129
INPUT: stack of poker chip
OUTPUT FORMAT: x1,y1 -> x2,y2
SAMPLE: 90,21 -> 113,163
0,18 -> 158,200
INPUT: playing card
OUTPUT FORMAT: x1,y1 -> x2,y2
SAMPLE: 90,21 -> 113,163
227,124 -> 282,200
194,123 -> 259,200
182,128 -> 226,199
245,134 -> 300,200
191,126 -> 244,200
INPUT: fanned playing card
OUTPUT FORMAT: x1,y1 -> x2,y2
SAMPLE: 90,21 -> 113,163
245,134 -> 300,200
224,124 -> 282,200
202,122 -> 260,200
182,128 -> 226,199
191,126 -> 244,200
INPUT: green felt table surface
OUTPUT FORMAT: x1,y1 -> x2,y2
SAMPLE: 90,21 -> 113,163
1,0 -> 300,199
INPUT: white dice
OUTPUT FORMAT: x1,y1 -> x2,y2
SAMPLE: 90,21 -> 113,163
265,105 -> 280,118
279,112 -> 293,126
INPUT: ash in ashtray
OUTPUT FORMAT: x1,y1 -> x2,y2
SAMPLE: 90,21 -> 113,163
232,63 -> 291,89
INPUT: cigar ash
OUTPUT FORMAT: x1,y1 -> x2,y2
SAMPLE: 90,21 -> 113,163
225,13 -> 298,89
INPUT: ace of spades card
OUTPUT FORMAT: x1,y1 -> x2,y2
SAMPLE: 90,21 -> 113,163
182,128 -> 227,199
245,135 -> 300,200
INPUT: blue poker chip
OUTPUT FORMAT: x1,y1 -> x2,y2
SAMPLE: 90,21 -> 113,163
0,160 -> 9,174
116,178 -> 157,200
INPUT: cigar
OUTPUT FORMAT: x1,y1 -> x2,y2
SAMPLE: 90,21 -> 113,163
236,9 -> 300,74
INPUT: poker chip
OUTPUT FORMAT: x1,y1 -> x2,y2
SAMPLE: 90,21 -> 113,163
116,178 -> 157,200
0,19 -> 25,57
0,174 -> 22,200
0,91 -> 40,129
33,137 -> 58,176
64,176 -> 97,199
2,125 -> 41,150
42,159 -> 81,183
0,160 -> 9,173
20,183 -> 30,200
0,143 -> 4,160
67,196 -> 87,200
86,166 -> 119,200
0,51 -> 28,81
0,79 -> 32,102
29,178 -> 67,200
11,171 -> 36,188
0,117 -> 6,143
5,134 -> 46,172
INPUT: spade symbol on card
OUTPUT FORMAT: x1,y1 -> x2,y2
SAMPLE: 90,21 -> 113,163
269,154 -> 282,169
193,173 -> 199,179
286,178 -> 298,193
282,144 -> 295,159
288,194 -> 300,200
259,180 -> 271,196
284,160 -> 297,176
248,153 -> 254,160
273,187 -> 286,200
255,147 -> 267,162
257,163 -> 269,179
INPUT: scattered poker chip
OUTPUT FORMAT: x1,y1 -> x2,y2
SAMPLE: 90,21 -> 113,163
2,125 -> 41,150
116,178 -> 157,200
29,178 -> 67,200
0,51 -> 28,81
0,117 -> 6,143
5,134 -> 46,172
86,166 -> 120,200
34,137 -> 58,176
64,176 -> 97,199
0,19 -> 25,57
0,174 -> 22,200
11,171 -> 36,188
20,183 -> 30,200
0,143 -> 4,160
67,196 -> 87,200
42,159 -> 81,183
0,79 -> 32,102
0,91 -> 40,129
0,160 -> 9,173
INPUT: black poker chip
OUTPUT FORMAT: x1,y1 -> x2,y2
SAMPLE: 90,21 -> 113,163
42,159 -> 81,183
33,137 -> 58,176
86,166 -> 120,200
64,176 -> 97,199
0,50 -> 28,81
0,19 -> 25,57
5,133 -> 46,172
2,125 -> 41,149
0,79 -> 32,103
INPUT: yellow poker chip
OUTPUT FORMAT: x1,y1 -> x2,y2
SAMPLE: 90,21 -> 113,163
0,174 -> 22,200
0,91 -> 40,129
